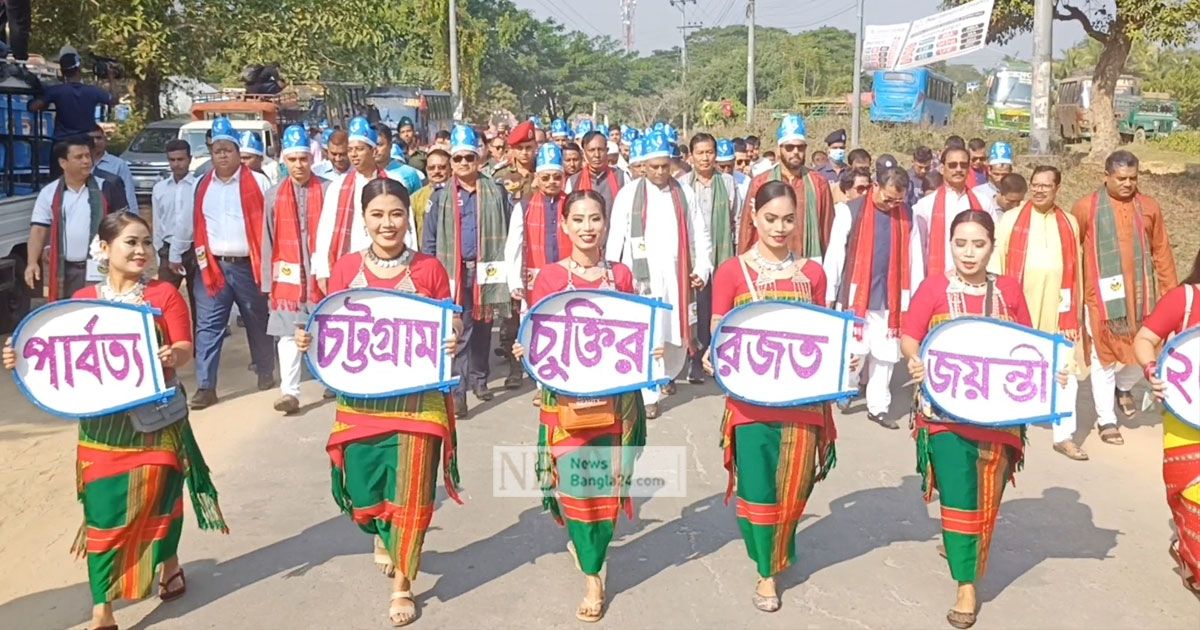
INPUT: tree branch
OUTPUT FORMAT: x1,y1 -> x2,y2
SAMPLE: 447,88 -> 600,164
1053,3 -> 1108,44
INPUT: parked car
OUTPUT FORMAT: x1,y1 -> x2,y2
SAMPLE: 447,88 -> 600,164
121,118 -> 187,202
1119,93 -> 1181,143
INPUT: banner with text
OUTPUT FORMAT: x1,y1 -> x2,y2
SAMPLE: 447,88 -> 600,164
305,289 -> 461,398
518,289 -> 671,397
862,0 -> 994,72
1158,326 -> 1200,429
919,317 -> 1073,426
13,300 -> 173,419
711,300 -> 860,407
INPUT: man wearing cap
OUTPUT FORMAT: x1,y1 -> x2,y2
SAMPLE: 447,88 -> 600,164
912,145 -> 986,276
715,138 -> 750,223
184,117 -> 275,409
374,121 -> 425,195
421,125 -> 513,417
411,148 -> 450,239
313,129 -> 351,180
681,132 -> 738,384
396,116 -> 427,173
492,120 -> 537,203
550,119 -> 571,148
312,116 -> 413,289
626,137 -> 646,180
25,135 -> 128,303
736,114 -> 835,259
972,141 -> 1014,204
30,51 -> 117,144
607,131 -> 712,418
239,130 -> 280,186
824,165 -> 925,429
260,124 -> 330,414
817,128 -> 848,183
567,130 -> 627,218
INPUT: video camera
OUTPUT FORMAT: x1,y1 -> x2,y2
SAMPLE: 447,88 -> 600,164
92,55 -> 124,80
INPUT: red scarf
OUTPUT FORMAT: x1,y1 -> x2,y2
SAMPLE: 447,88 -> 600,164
575,166 -> 620,206
841,192 -> 911,337
522,191 -> 569,286
1006,202 -> 1080,336
48,177 -> 109,302
330,169 -> 388,272
927,185 -> 982,275
192,166 -> 266,296
270,177 -> 326,310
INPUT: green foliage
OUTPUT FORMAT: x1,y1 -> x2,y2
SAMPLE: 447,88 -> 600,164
1151,130 -> 1200,156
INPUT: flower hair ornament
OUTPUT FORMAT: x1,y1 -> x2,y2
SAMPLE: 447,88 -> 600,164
88,235 -> 110,275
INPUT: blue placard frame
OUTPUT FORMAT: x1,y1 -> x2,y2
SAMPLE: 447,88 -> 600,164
1156,325 -> 1200,429
517,289 -> 673,397
304,288 -> 463,399
710,299 -> 863,408
11,299 -> 175,421
918,316 -> 1074,427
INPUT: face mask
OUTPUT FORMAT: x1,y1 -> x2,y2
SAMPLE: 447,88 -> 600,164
828,148 -> 846,164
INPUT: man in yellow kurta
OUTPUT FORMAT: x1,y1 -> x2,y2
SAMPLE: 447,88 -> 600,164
991,165 -> 1088,460
1071,150 -> 1178,446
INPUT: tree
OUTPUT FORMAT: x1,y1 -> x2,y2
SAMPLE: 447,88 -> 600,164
945,0 -> 1200,159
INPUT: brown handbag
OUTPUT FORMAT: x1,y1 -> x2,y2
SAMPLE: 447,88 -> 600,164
557,396 -> 617,431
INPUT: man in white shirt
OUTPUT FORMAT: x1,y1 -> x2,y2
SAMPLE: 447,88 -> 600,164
607,131 -> 712,418
88,125 -> 139,212
153,138 -> 198,317
912,146 -> 992,277
26,135 -> 127,301
186,117 -> 275,409
312,130 -> 351,180
970,141 -> 1014,201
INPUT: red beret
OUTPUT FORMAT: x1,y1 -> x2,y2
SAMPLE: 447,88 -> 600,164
507,120 -> 536,147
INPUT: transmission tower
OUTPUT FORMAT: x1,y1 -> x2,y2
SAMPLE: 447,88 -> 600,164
619,0 -> 638,52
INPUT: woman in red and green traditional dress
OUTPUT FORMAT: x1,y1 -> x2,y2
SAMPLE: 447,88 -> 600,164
295,178 -> 462,627
4,212 -> 228,630
702,180 -> 840,613
1134,246 -> 1200,597
901,210 -> 1061,629
512,189 -> 653,623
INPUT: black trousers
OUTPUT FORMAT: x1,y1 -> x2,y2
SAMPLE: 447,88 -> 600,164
689,282 -> 713,377
452,266 -> 492,403
157,243 -> 198,330
61,261 -> 88,299
0,0 -> 31,60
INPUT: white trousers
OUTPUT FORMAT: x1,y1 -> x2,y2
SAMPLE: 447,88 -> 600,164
849,357 -> 896,416
642,343 -> 687,405
848,310 -> 900,416
278,336 -> 303,397
1052,377 -> 1080,443
1088,341 -> 1142,428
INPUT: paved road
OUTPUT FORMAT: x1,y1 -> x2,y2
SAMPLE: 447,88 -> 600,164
0,331 -> 1196,629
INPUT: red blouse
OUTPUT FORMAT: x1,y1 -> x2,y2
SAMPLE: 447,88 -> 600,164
1142,284 -> 1200,338
711,256 -> 829,426
528,260 -> 636,303
74,280 -> 192,382
327,251 -> 452,299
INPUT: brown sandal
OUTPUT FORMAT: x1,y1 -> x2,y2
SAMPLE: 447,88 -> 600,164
1098,426 -> 1124,445
159,568 -> 186,601
1116,389 -> 1137,418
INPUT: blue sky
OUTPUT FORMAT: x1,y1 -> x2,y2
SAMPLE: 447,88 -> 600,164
511,0 -> 1091,67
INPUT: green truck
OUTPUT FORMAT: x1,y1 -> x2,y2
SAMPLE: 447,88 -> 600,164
1118,93 -> 1181,143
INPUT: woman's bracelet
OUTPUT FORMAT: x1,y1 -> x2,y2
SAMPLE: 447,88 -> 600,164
1143,361 -> 1158,381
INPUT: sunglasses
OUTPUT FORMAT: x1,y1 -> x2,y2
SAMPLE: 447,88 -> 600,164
735,159 -> 751,166
452,154 -> 477,163
490,143 -> 505,150
854,184 -> 870,193
944,161 -> 969,170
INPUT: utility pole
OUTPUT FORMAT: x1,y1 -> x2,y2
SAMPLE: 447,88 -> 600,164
746,0 -> 756,126
850,0 -> 865,147
449,0 -> 461,120
671,0 -> 699,136
1030,0 -> 1053,155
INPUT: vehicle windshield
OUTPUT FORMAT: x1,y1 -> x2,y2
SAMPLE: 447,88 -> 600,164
127,127 -> 180,153
988,74 -> 1031,106
181,130 -> 210,157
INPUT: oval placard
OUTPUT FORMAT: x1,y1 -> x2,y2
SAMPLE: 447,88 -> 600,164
919,317 -> 1073,426
304,289 -> 461,398
1158,325 -> 1200,429
12,299 -> 173,419
517,289 -> 672,397
711,300 -> 860,407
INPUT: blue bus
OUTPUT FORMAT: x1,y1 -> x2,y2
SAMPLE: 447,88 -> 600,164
870,69 -> 955,126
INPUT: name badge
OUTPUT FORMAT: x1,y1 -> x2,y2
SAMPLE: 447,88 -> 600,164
689,301 -> 698,325
630,237 -> 648,260
275,261 -> 302,285
477,261 -> 507,285
85,259 -> 104,282
194,245 -> 209,270
1099,274 -> 1125,303
1059,288 -> 1072,314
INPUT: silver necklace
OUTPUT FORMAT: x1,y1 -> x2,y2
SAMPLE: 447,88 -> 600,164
366,246 -> 414,269
751,247 -> 795,273
99,276 -> 147,304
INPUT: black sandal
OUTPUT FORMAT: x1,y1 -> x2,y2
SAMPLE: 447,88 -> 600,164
159,568 -> 186,601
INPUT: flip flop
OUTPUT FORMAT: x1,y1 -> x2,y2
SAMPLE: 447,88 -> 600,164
159,568 -> 186,601
946,609 -> 976,629
389,590 -> 417,627
576,591 -> 605,622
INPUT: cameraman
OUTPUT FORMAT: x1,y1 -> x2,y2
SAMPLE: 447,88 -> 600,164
30,51 -> 117,143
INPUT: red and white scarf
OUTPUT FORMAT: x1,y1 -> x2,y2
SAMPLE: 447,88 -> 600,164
329,169 -> 388,272
48,176 -> 108,302
927,185 -> 982,275
192,166 -> 265,296
839,192 -> 911,338
270,177 -> 326,310
1005,202 -> 1079,337
521,191 -> 569,287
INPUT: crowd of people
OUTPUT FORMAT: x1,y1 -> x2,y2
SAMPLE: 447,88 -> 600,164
7,105 -> 1199,630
